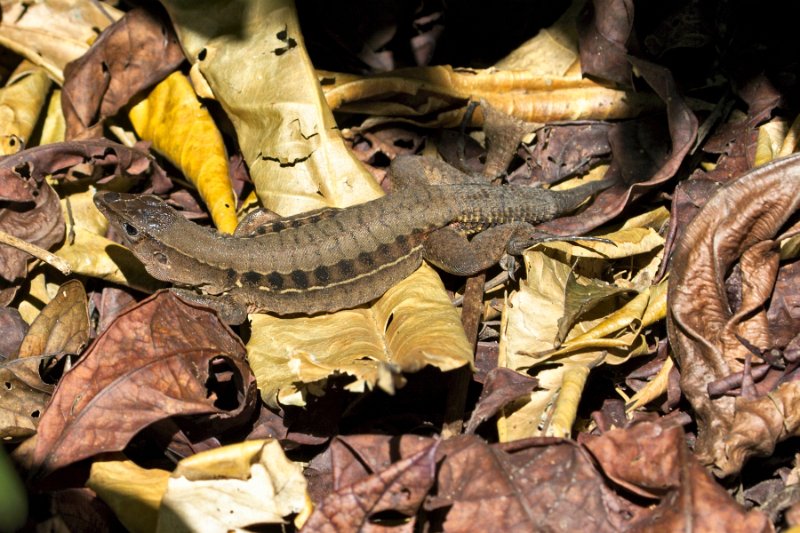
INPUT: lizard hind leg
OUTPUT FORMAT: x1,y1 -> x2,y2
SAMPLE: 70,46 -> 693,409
422,223 -> 534,276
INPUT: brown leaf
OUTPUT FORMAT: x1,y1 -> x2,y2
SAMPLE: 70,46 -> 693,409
624,430 -> 772,532
429,435 -> 642,532
0,154 -> 64,306
17,280 -> 89,359
303,439 -> 438,532
578,0 -> 634,85
463,368 -> 538,434
62,7 -> 185,140
0,281 -> 89,440
30,291 -> 256,475
0,307 -> 28,358
538,58 -> 697,235
667,153 -> 800,475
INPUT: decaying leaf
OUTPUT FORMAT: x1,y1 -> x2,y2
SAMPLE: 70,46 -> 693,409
129,71 -> 238,233
668,153 -> 800,475
248,263 -> 472,407
0,146 -> 65,306
61,7 -> 185,140
0,280 -> 88,440
584,422 -> 771,532
30,291 -> 256,475
498,209 -> 667,440
157,440 -> 310,532
160,0 -> 384,215
0,0 -> 122,82
304,438 -> 437,532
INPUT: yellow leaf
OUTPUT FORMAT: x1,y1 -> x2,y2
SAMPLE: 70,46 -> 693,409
248,263 -> 472,407
157,440 -> 310,532
0,66 -> 51,155
129,72 -> 238,233
40,89 -> 66,145
88,460 -> 170,533
626,355 -> 674,412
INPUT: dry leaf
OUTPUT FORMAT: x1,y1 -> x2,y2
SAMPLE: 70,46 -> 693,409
30,291 -> 256,475
0,66 -> 51,155
88,460 -> 170,533
157,440 -> 309,532
248,263 -> 472,407
0,0 -> 121,82
61,7 -> 185,140
129,71 -> 237,233
668,153 -> 800,475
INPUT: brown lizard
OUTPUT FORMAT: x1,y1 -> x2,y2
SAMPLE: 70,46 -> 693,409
94,156 -> 610,323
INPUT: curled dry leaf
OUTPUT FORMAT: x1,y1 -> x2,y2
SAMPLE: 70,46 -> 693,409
585,422 -> 772,532
0,153 -> 64,307
0,0 -> 121,82
0,280 -> 88,440
30,291 -> 256,475
303,440 -> 437,532
157,440 -> 309,532
62,7 -> 186,140
667,153 -> 800,475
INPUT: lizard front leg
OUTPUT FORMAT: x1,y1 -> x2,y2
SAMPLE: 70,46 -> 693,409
171,288 -> 249,325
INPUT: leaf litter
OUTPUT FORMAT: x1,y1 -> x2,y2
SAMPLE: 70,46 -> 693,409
2,0 -> 800,530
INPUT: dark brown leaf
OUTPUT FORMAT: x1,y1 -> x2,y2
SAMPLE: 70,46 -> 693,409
0,307 -> 28,358
463,367 -> 538,434
667,153 -> 800,475
62,7 -> 185,140
429,435 -> 643,532
302,439 -> 438,533
29,291 -> 256,475
578,0 -> 634,85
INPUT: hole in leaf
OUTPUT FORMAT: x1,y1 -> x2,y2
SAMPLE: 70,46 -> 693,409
198,48 -> 207,61
30,410 -> 40,418
4,382 -> 11,390
368,510 -> 412,526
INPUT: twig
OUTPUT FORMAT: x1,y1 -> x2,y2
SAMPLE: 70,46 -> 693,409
0,230 -> 71,275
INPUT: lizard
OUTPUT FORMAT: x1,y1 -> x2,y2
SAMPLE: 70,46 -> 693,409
94,155 -> 610,324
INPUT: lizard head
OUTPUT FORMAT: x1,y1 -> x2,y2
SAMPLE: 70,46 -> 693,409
93,191 -> 200,284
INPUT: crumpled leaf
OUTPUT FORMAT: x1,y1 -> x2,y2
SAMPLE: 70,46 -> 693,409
157,440 -> 310,532
429,434 -> 642,532
584,422 -> 771,532
0,65 -> 52,155
668,153 -> 800,475
61,7 -> 186,140
0,0 -> 122,82
0,280 -> 87,440
30,291 -> 256,475
87,460 -> 170,533
304,438 -> 437,532
248,263 -> 472,407
464,368 -> 538,434
129,71 -> 237,233
0,148 -> 65,306
498,210 -> 666,440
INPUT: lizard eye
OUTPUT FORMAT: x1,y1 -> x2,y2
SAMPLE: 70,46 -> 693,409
121,222 -> 139,237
